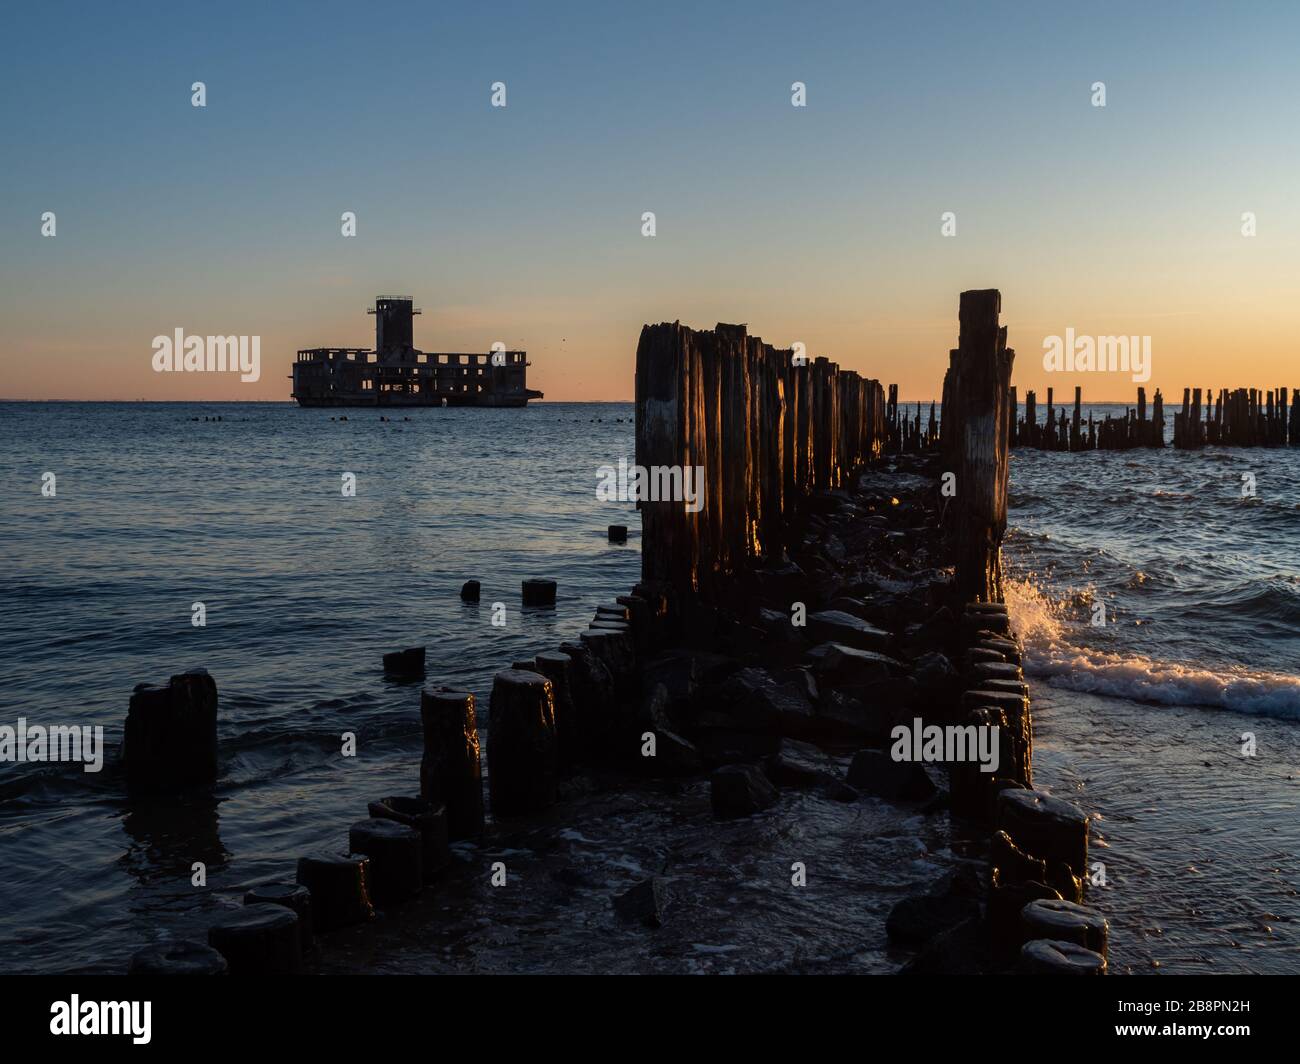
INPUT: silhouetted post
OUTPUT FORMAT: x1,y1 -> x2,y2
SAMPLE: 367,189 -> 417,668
123,669 -> 219,795
487,669 -> 558,817
419,687 -> 484,839
944,289 -> 1014,603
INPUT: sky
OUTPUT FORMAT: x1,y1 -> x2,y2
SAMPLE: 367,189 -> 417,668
2,0 -> 1299,402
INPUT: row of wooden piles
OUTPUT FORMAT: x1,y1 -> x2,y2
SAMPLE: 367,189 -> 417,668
1011,385 -> 1298,451
1173,386 -> 1297,448
633,322 -> 888,604
886,384 -> 940,452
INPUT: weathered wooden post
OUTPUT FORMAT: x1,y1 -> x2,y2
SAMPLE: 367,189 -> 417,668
487,669 -> 559,817
419,686 -> 484,839
123,668 -> 219,795
948,289 -> 1014,603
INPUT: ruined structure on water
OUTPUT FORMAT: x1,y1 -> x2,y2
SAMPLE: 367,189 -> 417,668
291,296 -> 543,408
1012,385 -> 1299,451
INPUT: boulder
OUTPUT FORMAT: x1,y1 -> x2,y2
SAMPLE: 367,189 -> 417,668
845,749 -> 936,801
710,763 -> 778,819
613,877 -> 666,928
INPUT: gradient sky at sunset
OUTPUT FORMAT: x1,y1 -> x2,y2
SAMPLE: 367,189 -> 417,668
3,0 -> 1298,402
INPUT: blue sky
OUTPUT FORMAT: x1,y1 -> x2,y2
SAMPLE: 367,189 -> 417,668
3,0 -> 1298,399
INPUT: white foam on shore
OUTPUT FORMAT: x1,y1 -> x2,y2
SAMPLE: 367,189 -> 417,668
1005,578 -> 1300,720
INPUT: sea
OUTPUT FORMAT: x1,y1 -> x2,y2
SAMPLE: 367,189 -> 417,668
0,400 -> 1296,974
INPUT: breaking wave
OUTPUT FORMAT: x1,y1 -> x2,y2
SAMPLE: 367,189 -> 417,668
1005,577 -> 1300,720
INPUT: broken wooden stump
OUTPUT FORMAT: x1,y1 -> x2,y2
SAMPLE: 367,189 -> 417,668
294,852 -> 374,932
419,686 -> 485,840
243,882 -> 313,952
348,819 -> 423,905
1021,898 -> 1109,957
207,903 -> 301,975
608,524 -> 628,543
123,668 -> 219,795
460,579 -> 481,602
521,578 -> 557,607
487,669 -> 558,817
996,788 -> 1089,879
383,646 -> 425,678
367,795 -> 451,879
1018,938 -> 1107,975
128,939 -> 228,976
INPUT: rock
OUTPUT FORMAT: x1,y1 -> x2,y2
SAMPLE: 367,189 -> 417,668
814,690 -> 894,741
720,667 -> 816,736
808,610 -> 892,652
900,917 -> 988,975
460,580 -> 481,602
765,739 -> 838,788
1018,939 -> 1107,975
692,727 -> 781,766
382,646 -> 426,678
645,728 -> 703,775
805,642 -> 904,683
845,749 -> 936,801
754,560 -> 806,603
886,893 -> 982,945
521,578 -> 557,606
827,780 -> 860,802
123,669 -> 219,795
996,789 -> 1089,878
710,763 -> 778,818
128,940 -> 228,976
1021,899 -> 1109,955
207,903 -> 301,975
911,651 -> 958,694
613,877 -> 666,927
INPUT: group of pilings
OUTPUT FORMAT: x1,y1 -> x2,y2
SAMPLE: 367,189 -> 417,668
886,385 -> 940,453
634,321 -> 889,606
1011,385 -> 1298,451
123,594 -> 656,975
938,290 -> 1015,605
1173,386 -> 1297,448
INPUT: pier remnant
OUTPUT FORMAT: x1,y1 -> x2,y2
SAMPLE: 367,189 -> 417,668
367,796 -> 451,879
207,903 -> 302,975
634,320 -> 886,608
123,668 -> 219,795
243,883 -> 313,952
418,687 -> 485,839
487,669 -> 559,817
460,580 -> 481,602
940,290 -> 1014,604
128,940 -> 228,976
347,819 -> 423,905
295,853 -> 375,932
522,578 -> 557,607
383,646 -> 426,678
